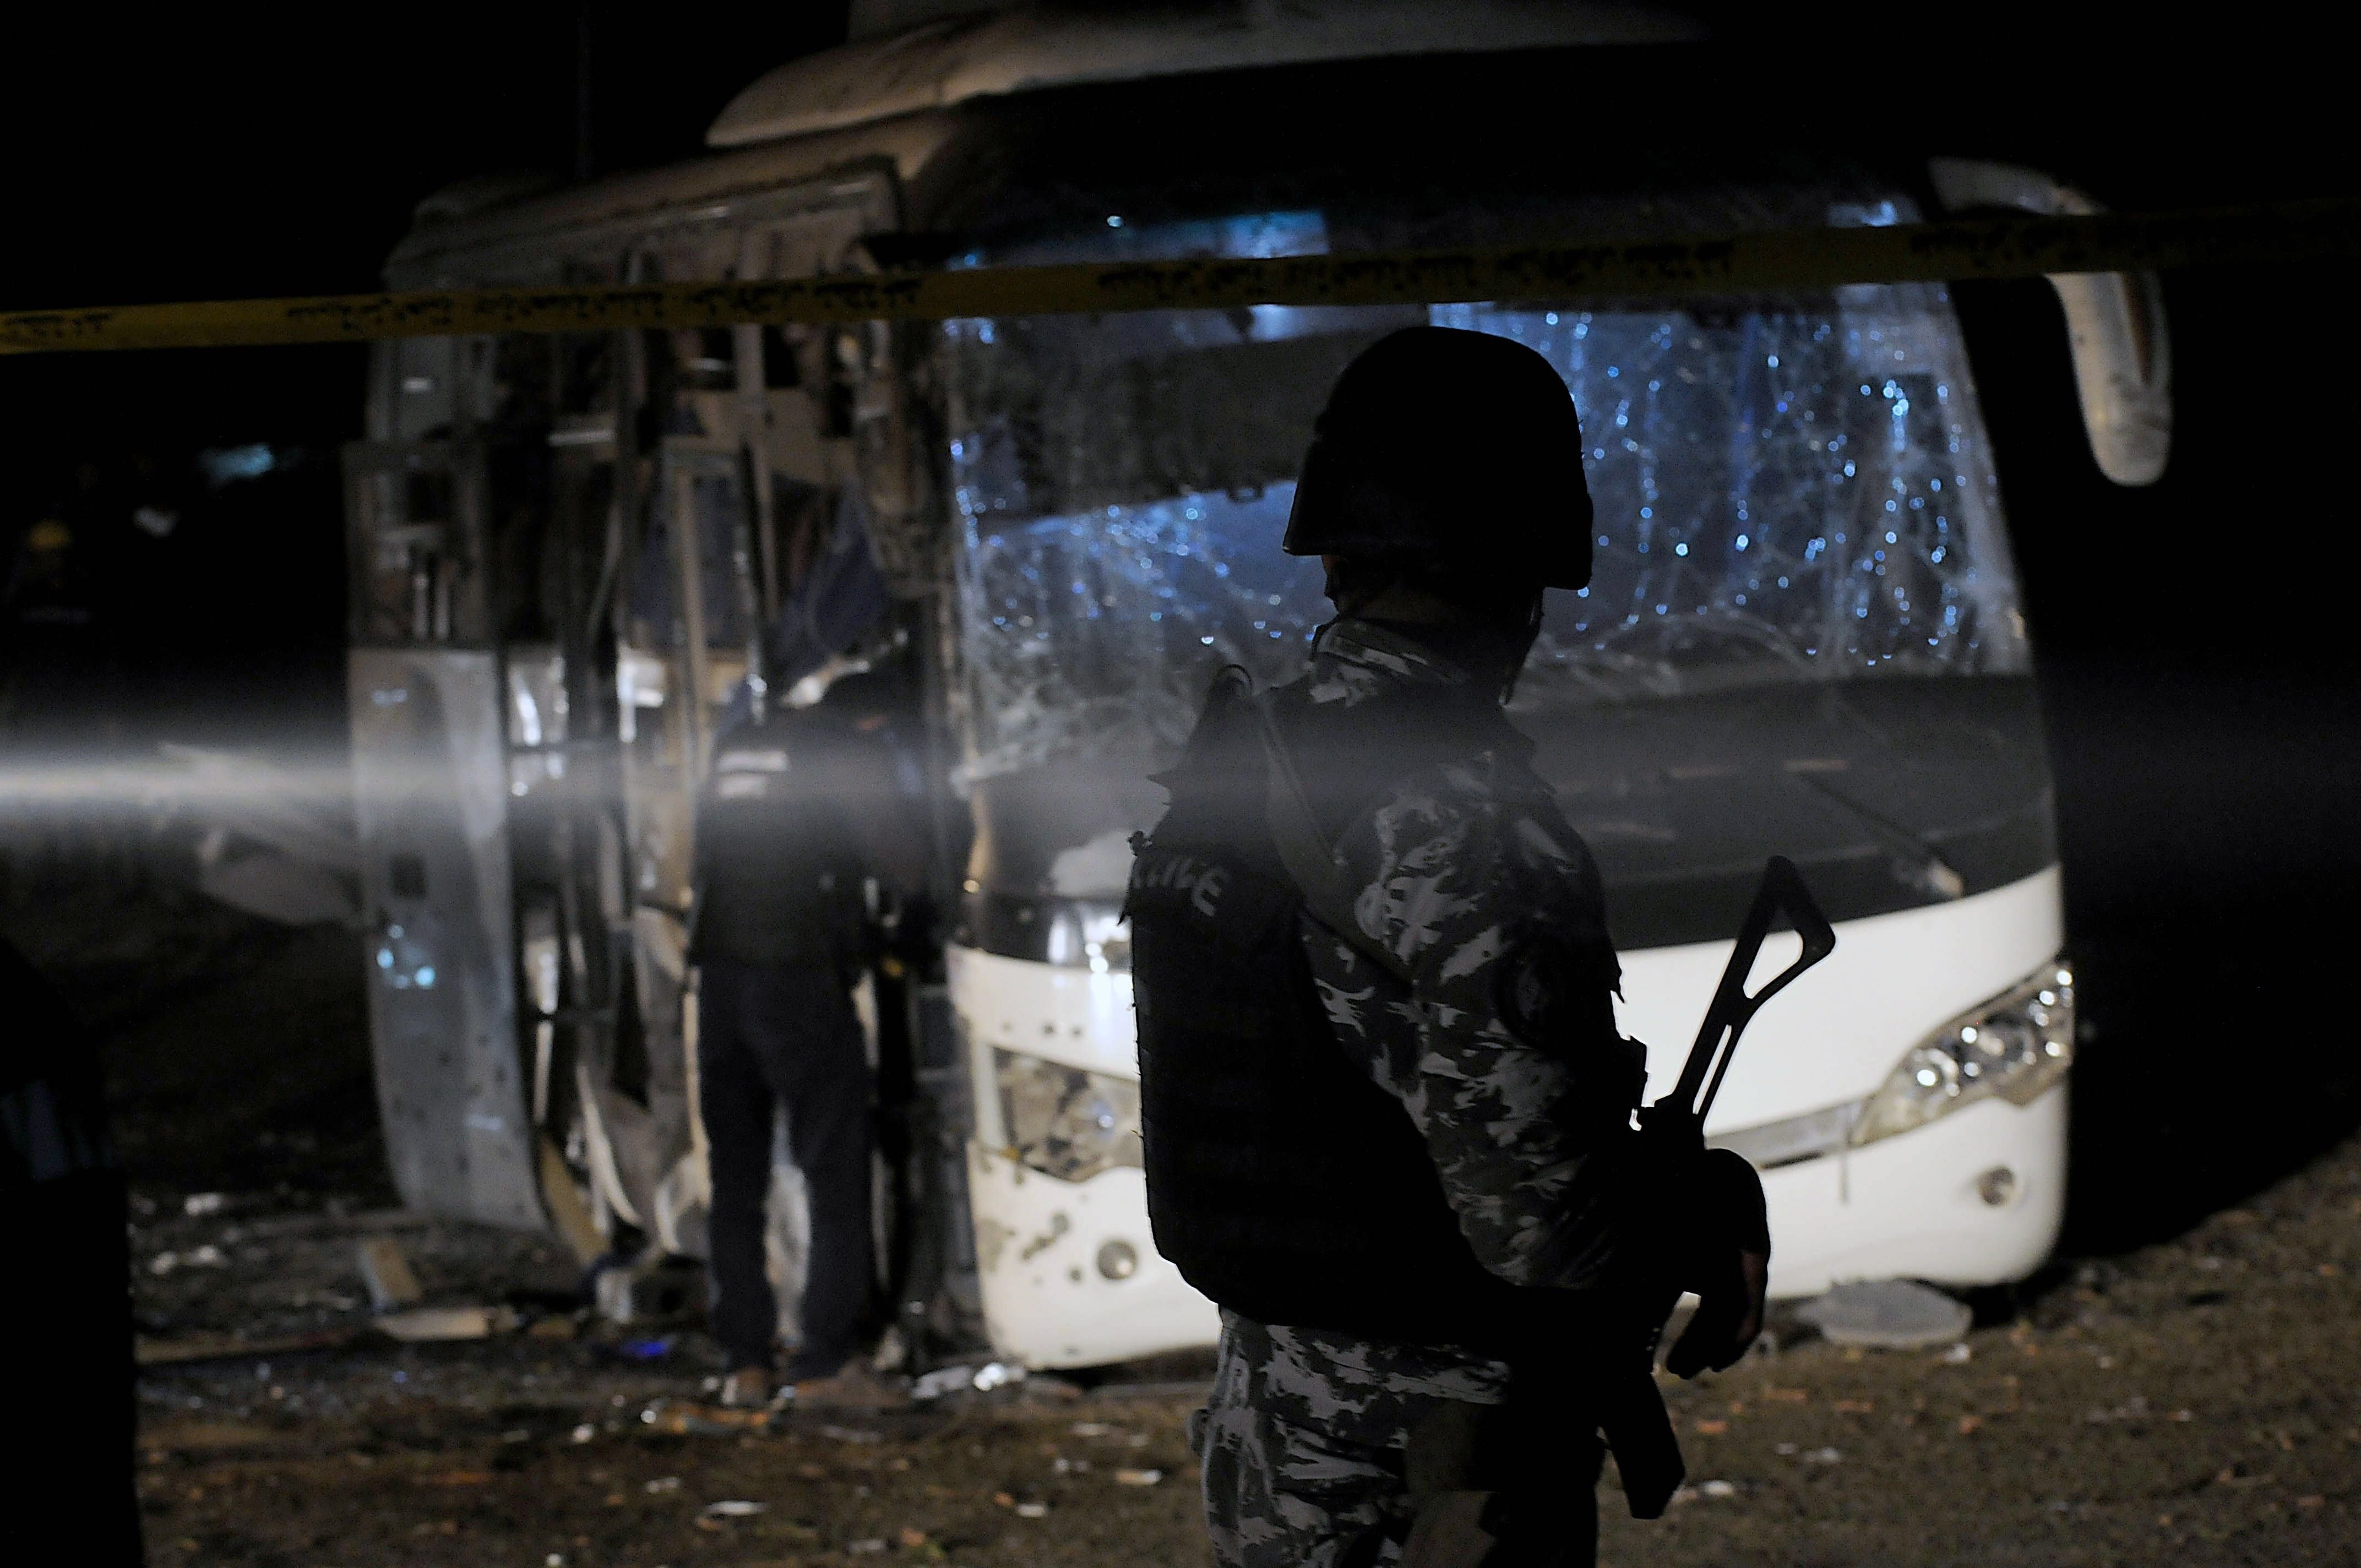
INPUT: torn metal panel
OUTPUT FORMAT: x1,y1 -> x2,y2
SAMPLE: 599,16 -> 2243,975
349,648 -> 541,1229
132,743 -> 363,927
347,132 -> 958,1313
343,440 -> 492,647
628,443 -> 758,668
195,845 -> 357,928
624,905 -> 696,1231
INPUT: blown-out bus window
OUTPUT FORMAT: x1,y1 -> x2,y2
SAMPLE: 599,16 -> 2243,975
943,266 -> 2022,781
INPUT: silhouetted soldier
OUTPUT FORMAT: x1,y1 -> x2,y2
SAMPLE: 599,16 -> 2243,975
1128,328 -> 1769,1567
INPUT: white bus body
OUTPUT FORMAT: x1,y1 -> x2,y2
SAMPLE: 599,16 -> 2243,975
352,3 -> 2145,1372
955,869 -> 2071,1367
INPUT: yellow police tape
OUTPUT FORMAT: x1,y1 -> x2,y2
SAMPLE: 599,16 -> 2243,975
4,199 -> 2357,356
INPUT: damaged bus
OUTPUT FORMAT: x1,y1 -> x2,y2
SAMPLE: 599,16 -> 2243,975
348,2 -> 2165,1369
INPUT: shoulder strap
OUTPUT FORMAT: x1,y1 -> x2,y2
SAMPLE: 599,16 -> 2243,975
1250,692 -> 1418,989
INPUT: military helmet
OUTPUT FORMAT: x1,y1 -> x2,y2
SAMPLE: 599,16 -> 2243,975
1282,325 -> 1593,590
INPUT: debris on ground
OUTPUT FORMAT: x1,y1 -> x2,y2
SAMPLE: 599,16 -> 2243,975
374,1305 -> 521,1343
591,1255 -> 704,1324
150,1244 -> 226,1275
1792,1278 -> 1974,1349
605,1335 -> 676,1362
355,1236 -> 422,1311
910,1358 -> 1084,1404
698,1499 -> 765,1519
135,1326 -> 364,1366
641,1400 -> 772,1436
116,1125 -> 2361,1565
911,1364 -> 975,1401
974,1360 -> 1024,1391
816,1424 -> 885,1443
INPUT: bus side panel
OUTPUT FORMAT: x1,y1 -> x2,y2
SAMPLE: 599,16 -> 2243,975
350,647 -> 542,1229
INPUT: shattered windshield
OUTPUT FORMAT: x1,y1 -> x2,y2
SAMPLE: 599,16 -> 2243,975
943,206 -> 2026,782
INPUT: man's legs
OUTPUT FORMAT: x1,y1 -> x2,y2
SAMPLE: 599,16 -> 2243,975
695,960 -> 785,1374
771,970 -> 875,1381
1196,1317 -> 1423,1568
1195,1316 -> 1601,1568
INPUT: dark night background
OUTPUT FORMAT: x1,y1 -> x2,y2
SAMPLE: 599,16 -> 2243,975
2,6 -> 2355,1256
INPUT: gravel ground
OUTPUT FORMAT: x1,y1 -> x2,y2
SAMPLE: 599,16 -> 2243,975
21,875 -> 2360,1566
121,1126 -> 2361,1568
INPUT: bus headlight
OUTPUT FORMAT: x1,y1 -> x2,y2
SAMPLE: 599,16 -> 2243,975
993,1049 -> 1143,1183
1852,964 -> 2074,1148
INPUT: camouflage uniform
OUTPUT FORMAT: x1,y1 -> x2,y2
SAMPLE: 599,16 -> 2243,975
1195,617 -> 1634,1567
1198,1313 -> 1509,1567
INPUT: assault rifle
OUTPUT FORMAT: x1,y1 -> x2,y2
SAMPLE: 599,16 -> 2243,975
1593,854 -> 1837,1517
1402,857 -> 1836,1568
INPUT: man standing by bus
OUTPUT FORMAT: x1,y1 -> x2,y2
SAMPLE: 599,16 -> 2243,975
690,692 -> 906,1411
1128,328 -> 1770,1566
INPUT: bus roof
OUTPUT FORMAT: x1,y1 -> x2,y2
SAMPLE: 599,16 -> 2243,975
387,5 -> 1710,283
706,2 -> 1701,149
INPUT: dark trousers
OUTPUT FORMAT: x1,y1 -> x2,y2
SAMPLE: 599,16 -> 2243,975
698,959 -> 875,1379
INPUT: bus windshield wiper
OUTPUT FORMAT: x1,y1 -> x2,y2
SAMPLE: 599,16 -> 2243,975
1782,765 -> 1966,901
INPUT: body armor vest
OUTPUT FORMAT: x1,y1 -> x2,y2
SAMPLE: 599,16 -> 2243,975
1127,670 -> 1540,1351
